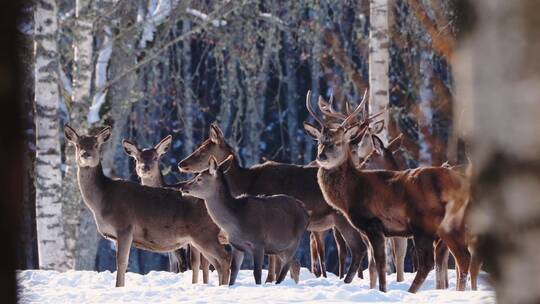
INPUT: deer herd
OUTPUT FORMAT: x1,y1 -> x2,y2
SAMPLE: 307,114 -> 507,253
64,90 -> 481,293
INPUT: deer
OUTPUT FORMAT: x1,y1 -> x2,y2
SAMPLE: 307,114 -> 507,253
317,94 -> 407,287
178,123 -> 369,284
319,94 -> 458,290
180,156 -> 309,285
121,135 -> 210,284
63,124 -> 231,287
303,91 -> 472,293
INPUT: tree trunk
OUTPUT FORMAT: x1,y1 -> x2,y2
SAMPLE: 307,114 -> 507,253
65,0 -> 96,270
455,1 -> 540,303
34,0 -> 69,270
369,0 -> 390,142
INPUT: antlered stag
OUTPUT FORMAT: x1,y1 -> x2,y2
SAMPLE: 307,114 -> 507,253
122,136 -> 210,284
64,125 -> 231,287
303,92 -> 471,293
181,156 -> 309,285
318,94 -> 408,286
178,123 -> 369,284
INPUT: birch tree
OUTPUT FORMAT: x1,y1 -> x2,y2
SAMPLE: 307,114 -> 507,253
455,1 -> 540,303
34,0 -> 69,270
369,0 -> 390,142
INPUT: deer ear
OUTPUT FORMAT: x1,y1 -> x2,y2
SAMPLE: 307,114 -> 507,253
344,125 -> 364,143
371,120 -> 385,134
220,155 -> 234,172
303,122 -> 321,139
209,123 -> 224,144
96,126 -> 112,144
122,140 -> 139,158
371,135 -> 385,155
64,124 -> 79,144
387,134 -> 403,153
155,135 -> 172,157
208,156 -> 219,176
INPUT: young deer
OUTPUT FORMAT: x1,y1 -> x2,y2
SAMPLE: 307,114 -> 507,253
122,135 -> 210,284
303,93 -> 471,293
180,156 -> 309,285
64,125 -> 231,287
178,123 -> 370,284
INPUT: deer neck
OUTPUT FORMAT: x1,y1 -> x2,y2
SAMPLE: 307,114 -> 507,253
201,172 -> 241,233
140,168 -> 164,187
222,154 -> 252,196
317,153 -> 357,214
77,163 -> 109,212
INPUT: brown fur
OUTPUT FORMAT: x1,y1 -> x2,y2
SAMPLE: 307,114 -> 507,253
180,156 -> 309,285
304,120 -> 471,293
64,125 -> 231,287
122,136 -> 210,284
178,123 -> 368,283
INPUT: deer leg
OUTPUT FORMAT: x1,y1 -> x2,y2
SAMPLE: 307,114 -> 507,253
265,255 -> 277,283
201,254 -> 210,284
334,216 -> 367,284
333,228 -> 347,279
229,248 -> 244,286
168,252 -> 179,273
435,239 -> 450,289
408,233 -> 435,293
289,259 -> 301,284
469,244 -> 482,291
367,242 -> 378,289
253,247 -> 264,285
439,233 -> 470,291
366,230 -> 387,292
276,252 -> 294,284
313,231 -> 327,278
115,230 -> 133,287
309,232 -> 321,277
392,237 -> 407,283
190,246 -> 201,284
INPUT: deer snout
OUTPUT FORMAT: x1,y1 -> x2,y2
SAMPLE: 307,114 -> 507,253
80,151 -> 91,159
317,152 -> 328,161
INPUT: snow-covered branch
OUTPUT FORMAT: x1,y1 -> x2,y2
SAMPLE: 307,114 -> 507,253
139,0 -> 175,48
187,8 -> 227,27
88,27 -> 113,124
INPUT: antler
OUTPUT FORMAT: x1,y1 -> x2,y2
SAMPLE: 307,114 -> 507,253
341,89 -> 369,127
306,90 -> 325,128
318,95 -> 348,121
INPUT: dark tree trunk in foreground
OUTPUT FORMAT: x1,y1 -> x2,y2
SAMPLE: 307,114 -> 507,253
456,1 -> 540,303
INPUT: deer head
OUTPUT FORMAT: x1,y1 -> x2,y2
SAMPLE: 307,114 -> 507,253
64,124 -> 112,168
303,91 -> 368,169
181,155 -> 233,197
178,123 -> 233,173
122,135 -> 172,179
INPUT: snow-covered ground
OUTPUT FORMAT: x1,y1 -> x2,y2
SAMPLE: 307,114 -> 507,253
17,268 -> 495,303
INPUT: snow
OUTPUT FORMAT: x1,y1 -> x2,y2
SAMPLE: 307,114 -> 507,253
88,27 -> 112,124
18,268 -> 495,303
139,0 -> 176,48
187,8 -> 227,27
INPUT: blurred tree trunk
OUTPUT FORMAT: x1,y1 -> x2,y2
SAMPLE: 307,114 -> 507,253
455,1 -> 540,303
34,0 -> 69,270
181,20 -> 196,156
284,30 -> 300,163
369,0 -> 390,141
66,0 -> 95,270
